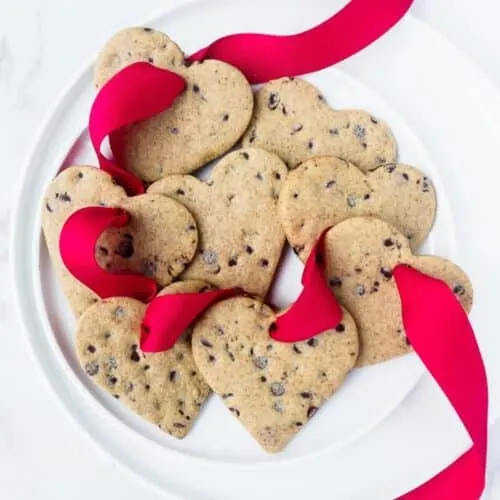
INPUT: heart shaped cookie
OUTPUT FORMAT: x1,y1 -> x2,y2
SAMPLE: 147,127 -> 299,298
192,296 -> 359,453
241,77 -> 397,172
279,157 -> 436,260
76,280 -> 212,438
148,148 -> 288,297
94,27 -> 254,183
324,217 -> 473,367
42,166 -> 199,316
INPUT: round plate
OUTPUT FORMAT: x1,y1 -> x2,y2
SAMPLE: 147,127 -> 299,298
10,1 -> 500,498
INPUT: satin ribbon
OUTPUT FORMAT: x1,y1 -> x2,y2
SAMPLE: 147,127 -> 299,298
59,0 -> 488,496
60,206 -> 158,301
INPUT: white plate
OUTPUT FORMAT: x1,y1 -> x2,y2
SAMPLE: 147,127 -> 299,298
10,1 -> 500,498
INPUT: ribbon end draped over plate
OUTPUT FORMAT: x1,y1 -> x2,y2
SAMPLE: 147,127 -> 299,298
59,206 -> 158,302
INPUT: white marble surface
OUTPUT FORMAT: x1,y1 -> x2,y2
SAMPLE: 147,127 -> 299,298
0,0 -> 499,498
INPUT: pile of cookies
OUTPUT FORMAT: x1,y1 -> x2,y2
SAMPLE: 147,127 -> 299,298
41,27 -> 473,453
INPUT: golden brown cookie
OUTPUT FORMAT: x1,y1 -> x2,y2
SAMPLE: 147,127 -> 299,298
242,77 -> 397,172
148,148 -> 287,297
324,217 -> 473,366
42,166 -> 199,317
192,296 -> 358,453
279,157 -> 436,260
95,27 -> 254,183
76,280 -> 212,438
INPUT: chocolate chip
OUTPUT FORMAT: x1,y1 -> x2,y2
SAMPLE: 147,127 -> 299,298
269,322 -> 277,333
200,338 -> 213,348
293,345 -> 302,354
222,114 -> 229,122
266,344 -> 273,351
325,180 -> 336,188
254,356 -> 268,369
147,57 -> 154,63
374,281 -> 380,287
202,249 -> 218,265
256,172 -> 263,180
293,193 -> 299,199
307,338 -> 318,347
176,188 -> 185,196
307,406 -> 318,418
401,172 -> 409,181
145,384 -> 150,391
87,345 -> 96,353
291,124 -> 303,135
190,370 -> 196,377
241,152 -> 249,160
98,246 -> 109,256
187,224 -> 196,232
84,362 -> 99,376
347,195 -> 357,208
173,423 -> 186,429
245,245 -> 254,255
248,129 -> 256,143
296,422 -> 303,427
282,106 -> 288,116
355,267 -> 362,274
260,258 -> 269,267
355,285 -> 366,296
384,238 -> 394,247
114,306 -> 126,319
270,382 -> 285,396
215,326 -> 225,336
143,27 -> 153,32
192,84 -> 200,93
274,172 -> 281,180
335,323 -> 346,333
307,140 -> 314,149
300,392 -> 312,399
228,257 -> 237,267
364,193 -> 371,200
329,128 -> 339,135
273,401 -> 285,413
59,192 -> 71,202
212,265 -> 221,275
45,202 -> 53,212
353,124 -> 366,139
143,259 -> 157,277
222,393 -> 234,399
386,165 -> 396,173
208,355 -> 216,363
114,395 -> 120,399
329,277 -> 342,288
370,116 -> 379,124
268,92 -> 280,110
422,177 -> 431,193
104,332 -> 111,339
130,351 -> 141,363
229,407 -> 240,417
116,237 -> 134,258
453,284 -> 465,296
77,172 -> 84,179
169,370 -> 177,382
108,376 -> 118,385
260,376 -> 267,382
170,127 -> 179,135
380,267 -> 393,279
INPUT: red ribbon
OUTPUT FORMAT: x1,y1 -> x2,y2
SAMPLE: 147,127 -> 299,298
89,63 -> 185,195
58,0 -> 488,496
394,265 -> 488,499
272,228 -> 343,342
141,287 -> 241,352
59,206 -> 157,301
